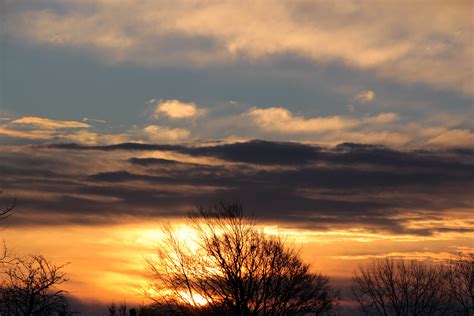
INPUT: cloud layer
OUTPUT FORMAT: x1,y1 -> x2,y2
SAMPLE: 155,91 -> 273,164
6,0 -> 473,94
1,107 -> 472,150
3,140 -> 472,239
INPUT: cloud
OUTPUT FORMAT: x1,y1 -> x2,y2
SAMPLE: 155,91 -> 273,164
320,130 -> 411,148
0,116 -> 129,145
0,125 -> 57,140
47,139 -> 474,171
6,140 -> 473,237
142,125 -> 190,143
150,99 -> 205,120
426,129 -> 474,148
65,130 -> 130,145
244,107 -> 398,134
11,116 -> 90,129
6,1 -> 472,94
2,110 -> 471,150
0,125 -> 129,145
182,140 -> 322,165
245,107 -> 358,133
83,117 -> 107,124
354,90 -> 375,104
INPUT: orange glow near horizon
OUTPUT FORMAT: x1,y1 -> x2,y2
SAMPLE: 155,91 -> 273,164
179,291 -> 209,306
2,219 -> 473,306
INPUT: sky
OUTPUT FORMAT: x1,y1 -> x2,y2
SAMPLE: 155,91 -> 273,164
0,0 -> 473,313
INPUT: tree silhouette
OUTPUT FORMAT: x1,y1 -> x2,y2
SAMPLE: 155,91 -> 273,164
108,301 -> 128,316
0,254 -> 74,316
446,253 -> 474,316
145,202 -> 338,315
351,257 -> 473,316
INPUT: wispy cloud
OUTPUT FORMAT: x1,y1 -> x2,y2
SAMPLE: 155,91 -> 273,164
244,107 -> 398,134
11,116 -> 90,129
83,117 -> 107,124
426,129 -> 474,148
0,116 -> 127,145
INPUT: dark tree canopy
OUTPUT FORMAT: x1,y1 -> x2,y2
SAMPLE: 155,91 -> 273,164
145,202 -> 338,315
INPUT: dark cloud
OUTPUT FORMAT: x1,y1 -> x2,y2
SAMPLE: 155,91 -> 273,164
48,140 -> 320,165
4,140 -> 473,234
184,140 -> 322,165
47,140 -> 473,171
128,157 -> 183,166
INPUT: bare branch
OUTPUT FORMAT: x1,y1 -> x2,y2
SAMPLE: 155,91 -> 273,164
145,202 -> 338,315
0,254 -> 74,316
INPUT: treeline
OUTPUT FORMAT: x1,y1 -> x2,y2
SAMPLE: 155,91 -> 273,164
351,254 -> 473,316
107,203 -> 473,316
0,253 -> 471,316
106,251 -> 474,316
0,199 -> 472,315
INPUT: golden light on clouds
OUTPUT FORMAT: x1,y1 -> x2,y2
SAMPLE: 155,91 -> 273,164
244,107 -> 399,135
7,1 -> 473,94
0,109 -> 471,148
150,99 -> 206,120
11,116 -> 91,129
142,125 -> 191,143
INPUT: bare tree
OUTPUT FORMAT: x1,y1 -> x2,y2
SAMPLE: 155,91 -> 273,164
145,202 -> 338,315
351,258 -> 453,316
0,254 -> 74,316
446,253 -> 474,316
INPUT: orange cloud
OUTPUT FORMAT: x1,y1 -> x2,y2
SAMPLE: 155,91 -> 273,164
11,116 -> 90,129
0,116 -> 130,145
244,107 -> 398,134
0,125 -> 56,139
426,129 -> 474,148
150,99 -> 206,120
142,125 -> 191,143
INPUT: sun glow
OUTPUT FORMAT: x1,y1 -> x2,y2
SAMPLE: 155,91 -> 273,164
179,291 -> 209,306
4,221 -> 473,304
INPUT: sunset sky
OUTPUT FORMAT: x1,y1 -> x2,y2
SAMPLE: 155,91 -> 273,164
0,0 -> 473,313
